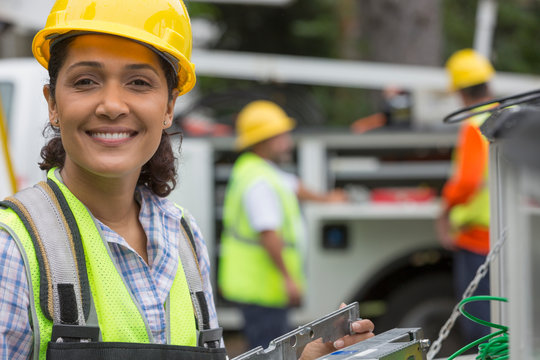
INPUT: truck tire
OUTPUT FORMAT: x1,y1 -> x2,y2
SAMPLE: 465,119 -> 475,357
376,272 -> 465,357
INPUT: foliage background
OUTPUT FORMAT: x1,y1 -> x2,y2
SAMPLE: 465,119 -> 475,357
184,0 -> 540,128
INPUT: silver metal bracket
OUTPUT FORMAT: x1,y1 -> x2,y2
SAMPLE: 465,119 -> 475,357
232,302 -> 360,360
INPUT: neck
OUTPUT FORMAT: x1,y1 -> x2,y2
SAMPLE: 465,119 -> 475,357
252,148 -> 268,160
463,95 -> 492,107
59,162 -> 149,264
59,164 -> 141,227
251,145 -> 277,163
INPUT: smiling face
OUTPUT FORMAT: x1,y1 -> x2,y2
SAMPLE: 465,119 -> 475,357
44,34 -> 178,181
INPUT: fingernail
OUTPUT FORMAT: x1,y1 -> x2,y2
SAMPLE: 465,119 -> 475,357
352,322 -> 360,332
334,340 -> 344,349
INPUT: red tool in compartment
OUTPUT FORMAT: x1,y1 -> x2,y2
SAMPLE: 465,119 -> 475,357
370,187 -> 436,203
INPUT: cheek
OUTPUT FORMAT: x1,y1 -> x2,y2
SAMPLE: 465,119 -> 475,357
55,93 -> 92,122
143,133 -> 165,165
137,97 -> 170,121
276,137 -> 293,152
146,122 -> 166,150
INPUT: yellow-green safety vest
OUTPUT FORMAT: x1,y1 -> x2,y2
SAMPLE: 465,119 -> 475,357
218,152 -> 304,307
0,168 -> 222,360
449,108 -> 491,230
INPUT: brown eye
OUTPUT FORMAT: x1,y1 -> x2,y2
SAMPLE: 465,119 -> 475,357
74,78 -> 97,86
129,79 -> 151,87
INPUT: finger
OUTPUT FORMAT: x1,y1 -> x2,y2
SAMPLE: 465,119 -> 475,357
334,331 -> 375,349
351,319 -> 375,334
339,302 -> 347,309
333,319 -> 375,349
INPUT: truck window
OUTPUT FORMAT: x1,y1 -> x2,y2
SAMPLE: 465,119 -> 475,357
0,82 -> 14,131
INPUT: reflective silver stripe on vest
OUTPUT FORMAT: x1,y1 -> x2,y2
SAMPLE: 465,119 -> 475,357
10,184 -> 87,326
177,215 -> 206,336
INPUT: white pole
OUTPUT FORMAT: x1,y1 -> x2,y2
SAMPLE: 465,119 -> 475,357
474,0 -> 498,59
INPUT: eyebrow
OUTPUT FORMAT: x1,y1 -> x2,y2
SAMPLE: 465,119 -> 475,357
67,61 -> 103,71
66,62 -> 159,76
125,63 -> 160,76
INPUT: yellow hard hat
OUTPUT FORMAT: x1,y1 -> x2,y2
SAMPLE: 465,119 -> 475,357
235,100 -> 295,150
32,0 -> 196,96
445,49 -> 494,91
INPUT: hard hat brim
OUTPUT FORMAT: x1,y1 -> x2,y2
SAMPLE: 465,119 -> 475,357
32,23 -> 196,96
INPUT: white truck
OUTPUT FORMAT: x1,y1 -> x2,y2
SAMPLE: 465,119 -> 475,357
0,58 -> 49,191
2,56 -> 539,357
172,130 -> 461,355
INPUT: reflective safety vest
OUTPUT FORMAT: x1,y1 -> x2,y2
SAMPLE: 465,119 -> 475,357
218,152 -> 304,307
0,168 -> 225,360
448,109 -> 491,231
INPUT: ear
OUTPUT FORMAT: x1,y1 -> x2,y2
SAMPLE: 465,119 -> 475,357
43,85 -> 58,126
164,89 -> 179,129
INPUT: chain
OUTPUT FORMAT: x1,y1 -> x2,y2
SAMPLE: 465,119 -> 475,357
426,229 -> 507,360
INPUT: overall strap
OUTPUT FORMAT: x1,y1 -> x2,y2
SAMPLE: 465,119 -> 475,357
178,213 -> 222,348
0,180 -> 92,327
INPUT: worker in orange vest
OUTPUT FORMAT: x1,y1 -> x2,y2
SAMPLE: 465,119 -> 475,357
437,49 -> 495,345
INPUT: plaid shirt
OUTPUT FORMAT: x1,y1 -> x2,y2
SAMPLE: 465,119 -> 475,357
0,186 -> 220,359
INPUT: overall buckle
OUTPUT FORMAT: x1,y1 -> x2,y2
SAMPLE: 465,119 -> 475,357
51,324 -> 101,343
199,327 -> 223,348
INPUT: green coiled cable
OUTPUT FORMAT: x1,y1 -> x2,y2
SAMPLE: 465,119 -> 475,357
447,296 -> 509,360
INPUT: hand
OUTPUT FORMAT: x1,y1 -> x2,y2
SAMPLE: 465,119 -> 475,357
332,318 -> 375,350
285,276 -> 302,307
325,189 -> 348,203
435,211 -> 456,251
299,304 -> 375,360
299,338 -> 334,360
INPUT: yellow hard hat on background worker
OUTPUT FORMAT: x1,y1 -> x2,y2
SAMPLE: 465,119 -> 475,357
445,49 -> 494,90
32,0 -> 196,95
235,100 -> 295,150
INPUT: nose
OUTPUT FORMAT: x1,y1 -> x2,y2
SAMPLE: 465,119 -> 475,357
95,82 -> 129,120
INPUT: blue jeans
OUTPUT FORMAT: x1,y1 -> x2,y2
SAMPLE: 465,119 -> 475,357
454,249 -> 491,344
239,304 -> 290,350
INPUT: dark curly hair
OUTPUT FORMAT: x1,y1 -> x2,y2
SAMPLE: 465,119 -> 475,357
39,35 -> 181,197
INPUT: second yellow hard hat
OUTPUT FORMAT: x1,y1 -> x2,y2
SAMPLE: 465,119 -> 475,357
235,100 -> 295,150
446,49 -> 494,91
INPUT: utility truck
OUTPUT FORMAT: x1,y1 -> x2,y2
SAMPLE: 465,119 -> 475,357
173,128 -> 460,352
2,56 -> 540,357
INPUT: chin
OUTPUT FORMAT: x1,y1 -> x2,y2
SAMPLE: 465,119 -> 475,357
277,154 -> 292,164
85,162 -> 142,179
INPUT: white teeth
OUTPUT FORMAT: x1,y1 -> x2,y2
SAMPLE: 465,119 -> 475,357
92,132 -> 131,140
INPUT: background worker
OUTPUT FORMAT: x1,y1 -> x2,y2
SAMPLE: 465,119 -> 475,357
436,48 -> 495,344
218,100 -> 350,351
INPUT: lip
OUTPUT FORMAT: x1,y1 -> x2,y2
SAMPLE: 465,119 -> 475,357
86,127 -> 138,145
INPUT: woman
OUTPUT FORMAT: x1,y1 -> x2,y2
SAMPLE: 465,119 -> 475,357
0,0 -> 374,359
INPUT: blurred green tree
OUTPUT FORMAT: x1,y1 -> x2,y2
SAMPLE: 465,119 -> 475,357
442,0 -> 540,74
184,0 -> 539,129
